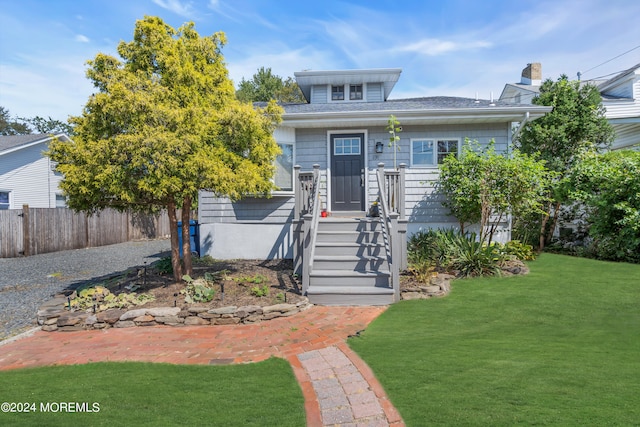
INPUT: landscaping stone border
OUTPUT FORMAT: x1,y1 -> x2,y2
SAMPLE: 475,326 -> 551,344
37,271 -> 498,331
400,273 -> 454,300
37,296 -> 311,332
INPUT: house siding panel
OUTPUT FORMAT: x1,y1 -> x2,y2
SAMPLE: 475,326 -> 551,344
367,83 -> 383,102
0,142 -> 62,209
311,85 -> 328,104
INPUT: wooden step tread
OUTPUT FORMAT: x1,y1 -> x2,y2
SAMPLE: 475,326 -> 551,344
310,269 -> 391,277
306,286 -> 394,295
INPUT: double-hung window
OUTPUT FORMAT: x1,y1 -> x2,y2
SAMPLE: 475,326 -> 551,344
274,143 -> 294,192
349,84 -> 363,100
411,138 -> 460,166
331,85 -> 345,101
0,191 -> 10,210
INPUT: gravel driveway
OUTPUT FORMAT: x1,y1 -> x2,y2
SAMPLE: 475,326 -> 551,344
0,239 -> 171,340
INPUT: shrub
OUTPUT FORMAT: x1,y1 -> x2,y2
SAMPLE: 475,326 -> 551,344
566,150 -> 640,263
448,233 -> 505,277
408,229 -> 507,277
153,257 -> 173,275
501,240 -> 536,261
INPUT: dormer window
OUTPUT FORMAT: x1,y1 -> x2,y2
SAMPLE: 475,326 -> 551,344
350,84 -> 363,100
331,85 -> 344,101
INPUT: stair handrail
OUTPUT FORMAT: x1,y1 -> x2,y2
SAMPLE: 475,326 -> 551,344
376,163 -> 395,287
302,164 -> 321,294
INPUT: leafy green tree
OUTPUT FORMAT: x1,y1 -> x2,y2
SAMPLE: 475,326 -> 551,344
564,150 -> 640,263
236,67 -> 305,103
19,116 -> 74,135
48,17 -> 282,281
515,75 -> 614,248
439,141 -> 552,244
0,106 -> 31,135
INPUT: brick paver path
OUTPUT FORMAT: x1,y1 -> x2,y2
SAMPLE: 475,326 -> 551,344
0,305 -> 404,426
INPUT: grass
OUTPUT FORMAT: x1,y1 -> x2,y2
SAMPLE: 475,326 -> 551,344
0,358 -> 305,427
349,254 -> 640,426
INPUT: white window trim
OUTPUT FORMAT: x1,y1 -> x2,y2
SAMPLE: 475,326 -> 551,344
327,83 -> 367,103
349,83 -> 364,101
330,84 -> 345,101
272,142 -> 295,196
0,190 -> 12,210
410,138 -> 461,168
326,129 -> 368,212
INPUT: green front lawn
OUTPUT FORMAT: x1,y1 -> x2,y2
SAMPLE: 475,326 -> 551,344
350,254 -> 640,426
0,358 -> 305,427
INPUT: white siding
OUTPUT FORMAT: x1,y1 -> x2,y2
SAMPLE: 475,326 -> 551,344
603,99 -> 639,118
611,123 -> 640,150
311,85 -> 328,104
0,142 -> 63,209
367,83 -> 383,102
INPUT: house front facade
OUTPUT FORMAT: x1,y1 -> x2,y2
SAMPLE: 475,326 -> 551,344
0,133 -> 71,210
198,68 -> 549,304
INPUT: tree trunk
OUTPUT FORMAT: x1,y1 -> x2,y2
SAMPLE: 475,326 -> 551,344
167,199 -> 182,282
539,203 -> 551,252
181,195 -> 193,277
547,201 -> 562,246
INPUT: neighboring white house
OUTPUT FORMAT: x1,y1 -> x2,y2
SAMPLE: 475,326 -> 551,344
0,133 -> 70,210
500,62 -> 640,150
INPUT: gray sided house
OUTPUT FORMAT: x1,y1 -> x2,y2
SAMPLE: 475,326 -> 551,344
199,68 -> 549,305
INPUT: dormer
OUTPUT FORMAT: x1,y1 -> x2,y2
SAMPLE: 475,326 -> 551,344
294,68 -> 402,104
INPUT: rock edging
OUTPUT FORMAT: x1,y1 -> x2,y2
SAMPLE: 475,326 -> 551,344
401,273 -> 455,300
37,298 -> 311,332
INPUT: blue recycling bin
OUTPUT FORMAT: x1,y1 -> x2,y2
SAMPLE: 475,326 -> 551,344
178,220 -> 200,257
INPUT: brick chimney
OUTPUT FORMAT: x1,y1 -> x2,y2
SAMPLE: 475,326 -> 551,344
521,63 -> 542,85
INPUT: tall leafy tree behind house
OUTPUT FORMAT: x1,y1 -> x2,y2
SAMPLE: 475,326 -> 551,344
514,75 -> 614,249
0,106 -> 31,135
236,67 -> 305,103
1,106 -> 74,135
20,116 -> 74,135
48,17 -> 283,281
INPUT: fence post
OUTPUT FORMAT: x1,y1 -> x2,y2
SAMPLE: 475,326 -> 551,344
22,204 -> 30,256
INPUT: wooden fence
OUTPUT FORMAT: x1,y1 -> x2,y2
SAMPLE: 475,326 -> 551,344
0,205 -> 174,258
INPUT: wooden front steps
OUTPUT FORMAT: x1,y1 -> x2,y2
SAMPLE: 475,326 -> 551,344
306,217 -> 394,306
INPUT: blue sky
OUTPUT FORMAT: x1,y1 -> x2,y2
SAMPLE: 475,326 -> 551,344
1,0 -> 639,122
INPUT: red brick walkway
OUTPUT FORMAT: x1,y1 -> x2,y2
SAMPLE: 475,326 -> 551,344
0,305 -> 404,426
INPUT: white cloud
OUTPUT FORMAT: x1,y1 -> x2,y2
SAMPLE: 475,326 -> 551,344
400,39 -> 492,56
152,0 -> 195,19
0,52 -> 94,122
226,44 -> 334,86
75,34 -> 90,43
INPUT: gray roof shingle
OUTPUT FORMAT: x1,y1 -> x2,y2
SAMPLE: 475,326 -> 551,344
0,134 -> 66,154
258,96 -> 534,115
